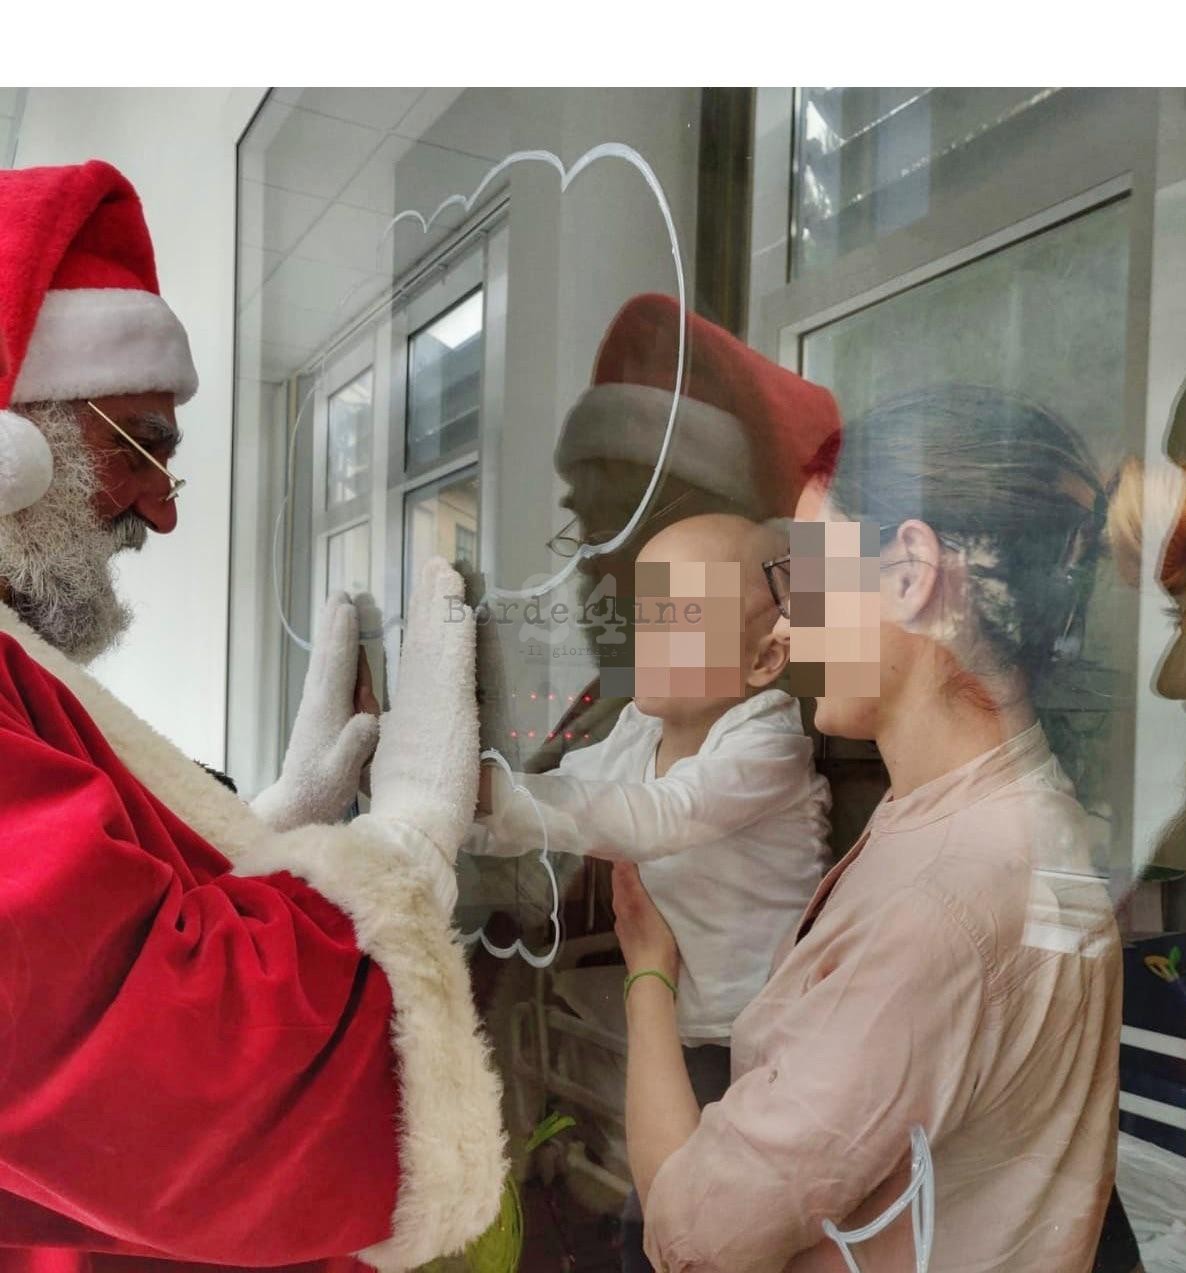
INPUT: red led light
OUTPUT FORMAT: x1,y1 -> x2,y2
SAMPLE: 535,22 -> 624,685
564,732 -> 573,741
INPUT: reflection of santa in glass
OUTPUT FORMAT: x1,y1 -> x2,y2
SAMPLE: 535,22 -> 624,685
532,291 -> 842,770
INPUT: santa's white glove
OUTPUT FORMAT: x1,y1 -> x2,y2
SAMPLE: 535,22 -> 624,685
251,592 -> 381,832
366,557 -> 479,914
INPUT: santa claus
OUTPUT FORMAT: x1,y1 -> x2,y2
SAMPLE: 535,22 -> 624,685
0,161 -> 504,1271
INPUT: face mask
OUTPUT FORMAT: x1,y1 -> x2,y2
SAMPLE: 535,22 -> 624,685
821,1124 -> 934,1273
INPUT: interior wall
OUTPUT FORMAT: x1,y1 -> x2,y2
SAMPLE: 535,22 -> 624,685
497,87 -> 701,592
16,87 -> 267,768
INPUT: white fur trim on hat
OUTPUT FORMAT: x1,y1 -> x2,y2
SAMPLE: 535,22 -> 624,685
0,408 -> 54,515
554,381 -> 759,511
12,288 -> 199,406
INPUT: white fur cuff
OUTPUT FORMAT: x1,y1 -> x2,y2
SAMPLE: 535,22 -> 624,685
234,815 -> 506,1271
0,604 -> 504,1270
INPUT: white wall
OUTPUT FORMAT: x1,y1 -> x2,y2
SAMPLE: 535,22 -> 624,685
16,87 -> 266,768
497,87 -> 701,590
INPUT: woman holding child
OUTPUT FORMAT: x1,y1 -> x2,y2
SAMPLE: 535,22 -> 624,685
614,384 -> 1125,1272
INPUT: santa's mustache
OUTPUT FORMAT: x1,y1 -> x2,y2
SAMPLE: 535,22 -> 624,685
111,511 -> 149,553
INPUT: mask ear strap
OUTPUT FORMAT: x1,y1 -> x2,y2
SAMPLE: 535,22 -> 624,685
820,1124 -> 934,1273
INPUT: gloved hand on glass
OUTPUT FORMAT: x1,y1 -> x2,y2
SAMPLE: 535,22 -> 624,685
366,556 -> 480,914
251,592 -> 381,832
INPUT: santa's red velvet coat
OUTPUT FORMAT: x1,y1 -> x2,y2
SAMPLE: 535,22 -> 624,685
0,604 -> 505,1272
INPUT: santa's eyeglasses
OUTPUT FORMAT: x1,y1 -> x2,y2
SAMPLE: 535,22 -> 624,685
86,400 -> 186,502
547,490 -> 693,558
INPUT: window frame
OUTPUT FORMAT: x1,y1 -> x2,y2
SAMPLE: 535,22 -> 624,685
313,341 -> 378,606
752,86 -> 1163,874
307,217 -> 504,636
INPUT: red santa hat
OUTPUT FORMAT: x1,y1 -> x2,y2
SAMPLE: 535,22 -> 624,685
554,293 -> 841,519
0,160 -> 198,516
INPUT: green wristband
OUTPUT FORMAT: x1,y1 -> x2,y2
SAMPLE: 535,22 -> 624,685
623,968 -> 678,1002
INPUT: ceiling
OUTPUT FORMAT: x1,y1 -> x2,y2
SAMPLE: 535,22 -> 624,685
238,87 -> 519,383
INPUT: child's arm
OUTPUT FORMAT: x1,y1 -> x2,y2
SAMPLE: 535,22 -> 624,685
477,733 -> 819,863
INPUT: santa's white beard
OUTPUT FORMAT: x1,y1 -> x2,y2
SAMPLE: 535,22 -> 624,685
0,403 -> 148,664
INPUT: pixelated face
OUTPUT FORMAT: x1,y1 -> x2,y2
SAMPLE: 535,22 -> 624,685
626,559 -> 746,703
768,516 -> 882,700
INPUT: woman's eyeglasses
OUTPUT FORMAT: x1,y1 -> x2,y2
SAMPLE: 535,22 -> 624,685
764,522 -> 1090,664
762,555 -> 795,616
761,523 -> 976,618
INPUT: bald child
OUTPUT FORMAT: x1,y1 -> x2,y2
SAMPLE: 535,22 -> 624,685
472,514 -> 831,1044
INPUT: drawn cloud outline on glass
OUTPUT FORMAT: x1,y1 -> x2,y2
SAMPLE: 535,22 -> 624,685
461,749 -> 563,969
268,142 -> 686,968
378,142 -> 687,607
272,140 -> 687,652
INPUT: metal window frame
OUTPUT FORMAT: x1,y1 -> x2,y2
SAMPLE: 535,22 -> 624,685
312,344 -> 379,605
757,88 -> 1158,363
382,246 -> 488,623
755,86 -> 1162,870
308,215 -> 507,641
777,171 -> 1134,362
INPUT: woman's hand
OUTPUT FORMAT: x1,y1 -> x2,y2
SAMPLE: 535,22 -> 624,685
615,862 -> 698,1215
612,861 -> 679,981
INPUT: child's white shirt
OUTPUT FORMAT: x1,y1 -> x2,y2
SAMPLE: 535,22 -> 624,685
473,689 -> 831,1042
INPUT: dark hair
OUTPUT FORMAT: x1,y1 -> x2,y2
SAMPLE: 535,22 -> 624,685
813,384 -> 1106,691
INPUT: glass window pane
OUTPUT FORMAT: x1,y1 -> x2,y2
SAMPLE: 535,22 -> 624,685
326,522 -> 370,599
794,87 -> 1060,275
802,200 -> 1134,828
401,469 -> 479,609
227,89 -> 1162,1270
327,370 -> 373,507
405,291 -> 482,472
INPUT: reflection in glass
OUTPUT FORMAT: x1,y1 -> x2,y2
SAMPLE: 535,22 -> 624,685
406,290 -> 483,472
402,469 -> 479,608
802,199 -> 1133,828
326,523 -> 370,599
793,87 -> 1059,275
327,370 -> 374,507
225,86 -> 1171,1271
